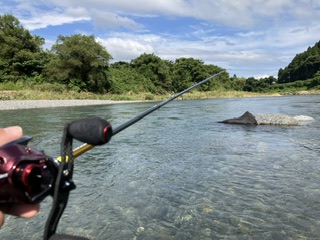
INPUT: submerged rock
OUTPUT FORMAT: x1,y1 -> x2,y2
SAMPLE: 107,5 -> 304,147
220,111 -> 314,126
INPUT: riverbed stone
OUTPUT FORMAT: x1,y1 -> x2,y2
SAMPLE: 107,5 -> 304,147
255,114 -> 299,125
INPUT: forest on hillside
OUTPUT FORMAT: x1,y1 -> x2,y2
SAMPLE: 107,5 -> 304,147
1,14 -> 320,95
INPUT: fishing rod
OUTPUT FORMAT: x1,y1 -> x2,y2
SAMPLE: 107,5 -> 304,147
72,70 -> 225,158
0,70 -> 224,240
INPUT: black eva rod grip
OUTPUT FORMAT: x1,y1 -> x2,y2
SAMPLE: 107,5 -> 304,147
67,117 -> 112,145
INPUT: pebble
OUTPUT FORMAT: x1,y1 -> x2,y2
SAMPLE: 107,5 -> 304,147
136,226 -> 145,235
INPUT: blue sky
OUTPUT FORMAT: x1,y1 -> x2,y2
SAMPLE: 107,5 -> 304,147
1,0 -> 320,78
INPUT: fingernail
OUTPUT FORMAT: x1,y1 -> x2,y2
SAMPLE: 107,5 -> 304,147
4,126 -> 23,135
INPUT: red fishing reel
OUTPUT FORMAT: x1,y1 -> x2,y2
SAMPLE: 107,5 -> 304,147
0,138 -> 57,203
0,117 -> 112,204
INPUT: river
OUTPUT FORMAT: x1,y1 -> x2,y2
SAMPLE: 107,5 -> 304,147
0,95 -> 320,239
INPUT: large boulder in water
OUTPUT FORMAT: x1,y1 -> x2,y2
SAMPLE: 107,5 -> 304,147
220,111 -> 257,125
220,111 -> 314,126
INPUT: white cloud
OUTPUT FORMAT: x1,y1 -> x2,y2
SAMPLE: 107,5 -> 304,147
3,2 -> 91,30
97,33 -> 162,61
96,14 -> 319,77
21,14 -> 90,31
5,0 -> 320,31
14,0 -> 318,30
65,6 -> 89,18
98,37 -> 153,61
1,0 -> 319,77
91,11 -> 143,30
96,31 -> 277,77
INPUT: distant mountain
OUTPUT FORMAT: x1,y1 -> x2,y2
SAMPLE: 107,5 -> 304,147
278,41 -> 320,83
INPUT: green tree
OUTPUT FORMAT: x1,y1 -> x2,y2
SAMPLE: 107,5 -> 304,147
171,58 -> 191,92
201,64 -> 228,90
0,14 -> 45,81
130,53 -> 172,93
107,62 -> 157,94
230,74 -> 246,91
172,58 -> 226,92
278,41 -> 320,83
243,76 -> 276,92
243,77 -> 257,92
45,34 -> 112,92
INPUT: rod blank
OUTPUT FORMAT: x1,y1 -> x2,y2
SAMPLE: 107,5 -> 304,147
72,70 -> 225,158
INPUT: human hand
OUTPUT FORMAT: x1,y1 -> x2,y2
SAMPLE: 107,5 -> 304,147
0,126 -> 40,228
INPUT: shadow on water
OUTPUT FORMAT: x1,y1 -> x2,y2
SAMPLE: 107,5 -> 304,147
1,95 -> 320,239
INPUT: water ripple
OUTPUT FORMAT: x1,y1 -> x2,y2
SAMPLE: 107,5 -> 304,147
1,96 -> 320,239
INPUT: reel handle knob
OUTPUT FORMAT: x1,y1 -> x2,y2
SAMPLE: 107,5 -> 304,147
67,117 -> 113,146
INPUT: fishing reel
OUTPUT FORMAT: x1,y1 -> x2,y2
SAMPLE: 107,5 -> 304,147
0,137 -> 57,204
0,117 -> 113,240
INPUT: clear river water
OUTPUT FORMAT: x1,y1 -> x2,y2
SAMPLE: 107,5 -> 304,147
0,95 -> 320,240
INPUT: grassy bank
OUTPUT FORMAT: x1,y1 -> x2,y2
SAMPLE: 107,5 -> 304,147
0,89 -> 284,101
0,82 -> 319,101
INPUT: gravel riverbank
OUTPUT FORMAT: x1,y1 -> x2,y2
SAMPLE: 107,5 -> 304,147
0,100 -> 140,110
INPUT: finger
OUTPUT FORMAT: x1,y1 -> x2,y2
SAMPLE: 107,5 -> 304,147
0,212 -> 4,227
1,203 -> 40,218
10,203 -> 40,218
0,126 -> 23,146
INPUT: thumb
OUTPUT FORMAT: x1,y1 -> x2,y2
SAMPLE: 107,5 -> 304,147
0,126 -> 23,146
